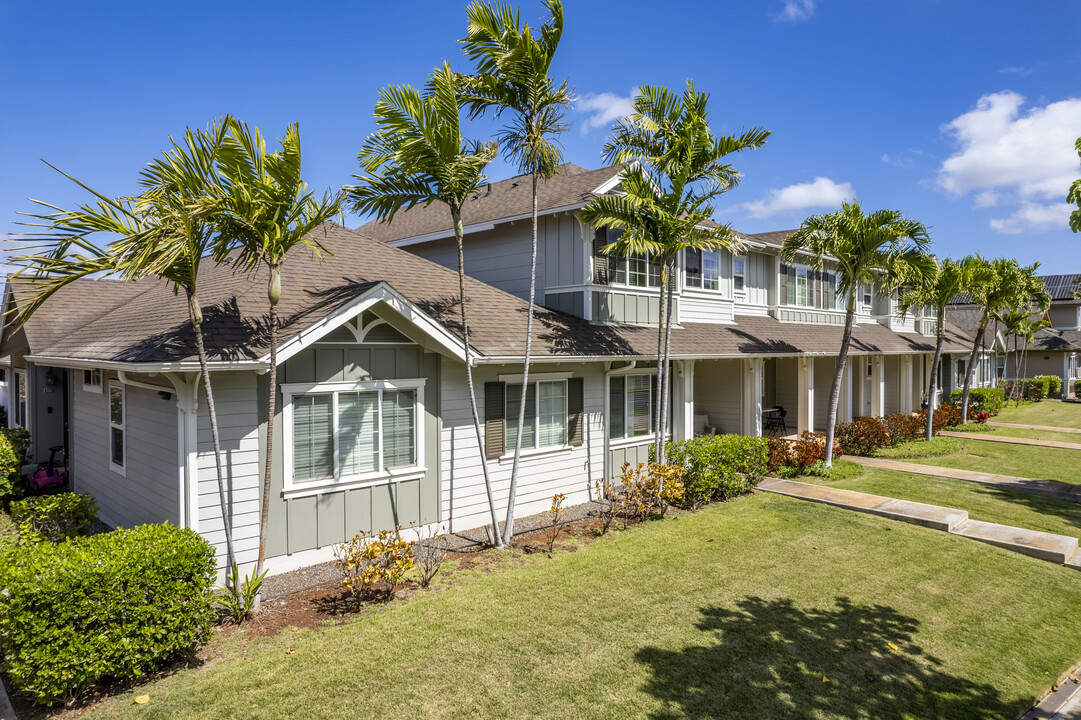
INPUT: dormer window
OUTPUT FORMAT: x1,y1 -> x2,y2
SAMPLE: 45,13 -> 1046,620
685,248 -> 719,291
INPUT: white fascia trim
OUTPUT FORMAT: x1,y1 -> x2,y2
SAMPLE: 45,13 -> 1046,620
268,282 -> 466,366
476,349 -> 938,365
24,355 -> 267,373
386,203 -> 588,248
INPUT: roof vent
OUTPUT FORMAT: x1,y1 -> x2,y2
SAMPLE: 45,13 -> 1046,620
511,180 -> 521,188
224,256 -> 235,264
484,183 -> 492,197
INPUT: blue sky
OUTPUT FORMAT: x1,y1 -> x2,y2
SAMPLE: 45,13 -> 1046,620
2,0 -> 1079,267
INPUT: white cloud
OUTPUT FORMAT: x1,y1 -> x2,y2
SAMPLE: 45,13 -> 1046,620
988,202 -> 1072,234
576,90 -> 636,134
773,0 -> 814,22
973,190 -> 1001,208
938,91 -> 1081,201
736,177 -> 854,218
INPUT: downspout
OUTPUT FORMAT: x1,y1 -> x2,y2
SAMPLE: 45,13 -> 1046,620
162,372 -> 199,532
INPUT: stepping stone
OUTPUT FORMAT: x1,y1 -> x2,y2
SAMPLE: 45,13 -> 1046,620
952,519 -> 1079,564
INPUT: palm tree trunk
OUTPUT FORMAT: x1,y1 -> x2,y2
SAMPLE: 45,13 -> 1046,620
503,172 -> 539,542
824,298 -> 856,467
452,205 -> 503,547
256,262 -> 281,577
960,314 -> 988,422
189,289 -> 235,579
654,261 -> 667,463
657,257 -> 676,465
926,311 -> 945,441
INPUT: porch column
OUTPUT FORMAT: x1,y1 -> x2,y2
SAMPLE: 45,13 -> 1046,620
742,357 -> 763,437
672,360 -> 695,441
798,356 -> 815,434
871,355 -> 885,417
900,355 -> 914,414
839,358 -> 853,423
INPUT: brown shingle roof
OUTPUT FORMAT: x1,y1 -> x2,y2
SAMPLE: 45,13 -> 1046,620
747,229 -> 798,248
356,163 -> 622,243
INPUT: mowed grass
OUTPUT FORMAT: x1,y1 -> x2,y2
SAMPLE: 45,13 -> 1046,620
83,493 -> 1081,720
888,436 -> 1081,486
813,467 -> 1081,540
994,400 -> 1081,430
976,424 -> 1081,445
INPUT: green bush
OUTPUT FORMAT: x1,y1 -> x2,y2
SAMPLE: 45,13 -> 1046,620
664,434 -> 768,507
0,428 -> 31,465
0,431 -> 23,501
10,493 -> 98,543
0,523 -> 216,706
949,387 -> 1006,415
1035,375 -> 1062,397
835,416 -> 891,456
1075,379 -> 1081,397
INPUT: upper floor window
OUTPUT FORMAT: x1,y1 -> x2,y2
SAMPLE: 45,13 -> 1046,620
862,283 -> 873,307
781,263 -> 839,310
685,248 -> 719,291
83,368 -> 102,393
733,256 -> 745,292
612,251 -> 661,288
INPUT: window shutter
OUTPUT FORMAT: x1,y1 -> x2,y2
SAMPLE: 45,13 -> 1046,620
484,381 -> 505,460
592,226 -> 608,285
567,377 -> 584,446
779,263 -> 788,305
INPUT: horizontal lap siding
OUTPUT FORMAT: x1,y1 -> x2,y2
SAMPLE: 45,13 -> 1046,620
694,359 -> 742,435
441,361 -> 604,534
813,358 -> 837,430
73,376 -> 178,529
679,295 -> 734,324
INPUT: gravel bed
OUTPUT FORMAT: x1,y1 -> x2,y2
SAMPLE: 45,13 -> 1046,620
261,497 -> 605,600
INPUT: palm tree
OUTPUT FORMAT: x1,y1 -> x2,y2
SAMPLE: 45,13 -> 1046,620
1069,137 -> 1080,233
957,257 -> 1049,420
898,257 -> 968,440
459,0 -> 570,542
993,307 -> 1028,405
347,63 -> 503,546
209,118 -> 342,577
580,81 -> 769,464
9,122 -> 239,571
782,202 -> 933,467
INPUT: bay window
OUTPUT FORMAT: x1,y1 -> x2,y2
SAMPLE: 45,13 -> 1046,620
285,380 -> 423,492
685,248 -> 719,291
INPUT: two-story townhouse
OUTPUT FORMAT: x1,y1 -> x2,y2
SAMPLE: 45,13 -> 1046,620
360,163 -> 975,476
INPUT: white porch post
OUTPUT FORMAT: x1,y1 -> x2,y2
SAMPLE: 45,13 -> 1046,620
871,355 -> 885,417
839,358 -> 853,423
798,356 -> 815,434
673,360 -> 695,441
900,355 -> 913,414
742,357 -> 763,437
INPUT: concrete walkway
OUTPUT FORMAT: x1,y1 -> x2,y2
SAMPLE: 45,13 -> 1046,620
989,420 -> 1081,435
758,477 -> 1081,567
1022,671 -> 1081,720
939,430 -> 1081,451
842,455 -> 1081,504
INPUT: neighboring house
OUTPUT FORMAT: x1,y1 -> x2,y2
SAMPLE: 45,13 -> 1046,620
948,273 -> 1081,398
0,165 -> 976,579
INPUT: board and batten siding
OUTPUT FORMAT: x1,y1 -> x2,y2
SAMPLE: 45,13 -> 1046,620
542,213 -> 586,290
440,360 -> 605,533
741,251 -> 771,307
72,373 -> 178,529
261,344 -> 441,563
591,290 -> 660,326
406,223 -> 537,303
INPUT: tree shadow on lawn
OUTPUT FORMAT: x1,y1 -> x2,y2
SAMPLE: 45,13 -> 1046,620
636,596 -> 1017,720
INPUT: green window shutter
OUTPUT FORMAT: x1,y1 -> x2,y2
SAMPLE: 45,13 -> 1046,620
779,263 -> 788,305
484,381 -> 505,460
592,226 -> 609,285
567,377 -> 584,446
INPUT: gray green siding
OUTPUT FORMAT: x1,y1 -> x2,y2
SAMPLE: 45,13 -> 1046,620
592,290 -> 660,326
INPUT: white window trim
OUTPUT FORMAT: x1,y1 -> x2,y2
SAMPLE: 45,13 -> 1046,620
685,248 -> 721,293
108,380 -> 126,476
82,367 -> 103,394
609,244 -> 662,290
281,378 -> 425,498
610,372 -> 657,442
11,369 -> 26,429
732,255 -> 746,296
503,378 -> 569,455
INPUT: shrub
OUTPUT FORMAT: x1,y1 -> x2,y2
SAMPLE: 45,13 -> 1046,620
949,387 -> 1005,415
1,428 -> 31,465
622,462 -> 685,517
1036,375 -> 1062,397
0,524 -> 215,706
1075,379 -> 1081,397
215,563 -> 268,624
835,416 -> 891,456
803,458 -> 865,481
334,528 -> 415,608
664,434 -> 768,508
10,493 -> 98,543
414,521 -> 450,588
877,436 -> 963,459
544,493 -> 567,556
883,413 -> 924,446
0,431 -> 24,501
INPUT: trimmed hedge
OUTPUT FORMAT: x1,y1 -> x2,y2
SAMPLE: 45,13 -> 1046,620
1075,379 -> 1081,397
948,387 -> 1006,416
766,432 -> 842,476
829,404 -> 968,457
10,493 -> 98,543
664,434 -> 768,507
1036,375 -> 1062,397
0,524 -> 216,705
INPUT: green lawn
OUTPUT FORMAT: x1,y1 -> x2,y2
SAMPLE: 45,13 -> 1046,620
812,467 -> 1081,540
971,424 -> 1081,445
81,493 -> 1081,720
882,436 -> 1081,486
994,400 -> 1081,430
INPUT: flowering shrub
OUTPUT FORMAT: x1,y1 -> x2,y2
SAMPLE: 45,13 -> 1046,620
973,411 -> 989,424
334,528 -> 415,607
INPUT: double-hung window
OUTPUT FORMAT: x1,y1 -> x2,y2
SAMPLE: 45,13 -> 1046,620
83,368 -> 102,393
608,374 -> 658,440
863,283 -> 873,308
506,379 -> 567,450
685,248 -> 720,291
795,267 -> 809,306
608,229 -> 661,288
109,381 -> 125,474
732,256 -> 745,292
286,380 -> 423,492
12,370 -> 26,428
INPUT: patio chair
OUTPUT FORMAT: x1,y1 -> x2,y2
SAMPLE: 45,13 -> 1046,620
764,406 -> 787,436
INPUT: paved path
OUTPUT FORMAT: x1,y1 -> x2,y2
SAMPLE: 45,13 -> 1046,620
939,430 -> 1081,451
758,477 -> 1081,566
842,455 -> 1081,503
1022,672 -> 1081,720
989,420 -> 1081,435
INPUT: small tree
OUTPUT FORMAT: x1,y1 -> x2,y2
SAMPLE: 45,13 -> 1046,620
580,81 -> 768,463
347,63 -> 504,546
459,0 -> 571,543
783,202 -> 933,467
